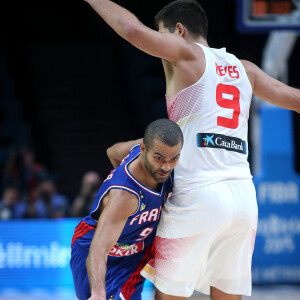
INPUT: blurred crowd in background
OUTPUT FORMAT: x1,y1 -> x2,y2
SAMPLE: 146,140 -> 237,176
0,145 -> 102,220
0,0 -> 299,221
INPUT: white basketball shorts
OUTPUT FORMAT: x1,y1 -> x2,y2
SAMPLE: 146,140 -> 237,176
141,179 -> 258,297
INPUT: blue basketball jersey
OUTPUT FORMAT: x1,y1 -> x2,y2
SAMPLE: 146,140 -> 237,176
70,144 -> 173,300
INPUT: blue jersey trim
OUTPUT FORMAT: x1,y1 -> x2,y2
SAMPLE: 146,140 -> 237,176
129,143 -> 141,153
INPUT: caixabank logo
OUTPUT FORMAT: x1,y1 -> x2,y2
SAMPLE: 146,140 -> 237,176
196,133 -> 247,154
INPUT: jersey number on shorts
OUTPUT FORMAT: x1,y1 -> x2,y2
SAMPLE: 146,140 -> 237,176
216,83 -> 240,129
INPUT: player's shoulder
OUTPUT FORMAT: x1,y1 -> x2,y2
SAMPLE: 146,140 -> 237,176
176,40 -> 205,63
191,42 -> 206,59
106,188 -> 139,218
240,59 -> 259,88
109,187 -> 138,201
240,59 -> 261,75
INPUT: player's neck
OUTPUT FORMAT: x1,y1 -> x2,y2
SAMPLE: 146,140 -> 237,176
128,158 -> 158,191
193,37 -> 209,47
184,31 -> 209,47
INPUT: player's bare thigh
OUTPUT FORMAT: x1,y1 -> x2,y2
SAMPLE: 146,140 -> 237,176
155,288 -> 241,300
210,287 -> 241,300
155,289 -> 187,300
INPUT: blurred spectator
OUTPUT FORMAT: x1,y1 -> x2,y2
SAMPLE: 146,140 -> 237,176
2,146 -> 49,202
2,147 -> 24,192
29,180 -> 69,219
69,171 -> 101,217
21,147 -> 49,202
0,187 -> 27,219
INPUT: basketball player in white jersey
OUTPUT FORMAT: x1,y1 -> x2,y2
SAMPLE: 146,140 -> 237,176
83,0 -> 300,299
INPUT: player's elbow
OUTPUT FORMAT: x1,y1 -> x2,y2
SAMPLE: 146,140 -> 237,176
296,91 -> 300,114
106,146 -> 115,161
295,100 -> 300,115
289,90 -> 300,114
106,146 -> 119,168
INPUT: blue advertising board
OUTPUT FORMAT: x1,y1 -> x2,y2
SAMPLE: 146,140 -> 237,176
252,107 -> 300,284
0,218 -> 80,290
0,218 -> 154,298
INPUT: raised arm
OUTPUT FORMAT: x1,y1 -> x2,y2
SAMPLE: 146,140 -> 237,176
106,138 -> 143,168
86,189 -> 138,300
241,60 -> 300,114
83,0 -> 194,62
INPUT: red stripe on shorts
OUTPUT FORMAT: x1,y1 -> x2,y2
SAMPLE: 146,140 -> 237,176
71,220 -> 96,248
120,244 -> 152,299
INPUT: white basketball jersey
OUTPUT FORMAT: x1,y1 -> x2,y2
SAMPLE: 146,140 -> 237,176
167,44 -> 253,192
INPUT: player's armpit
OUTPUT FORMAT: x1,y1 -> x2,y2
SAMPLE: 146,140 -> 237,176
242,59 -> 300,114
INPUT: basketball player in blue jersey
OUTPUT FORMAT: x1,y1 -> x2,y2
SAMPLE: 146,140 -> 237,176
70,119 -> 183,300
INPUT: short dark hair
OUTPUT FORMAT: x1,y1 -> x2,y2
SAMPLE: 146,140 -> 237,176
143,119 -> 183,149
154,0 -> 208,39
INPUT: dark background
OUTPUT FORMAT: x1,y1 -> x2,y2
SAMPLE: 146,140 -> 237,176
0,0 -> 299,195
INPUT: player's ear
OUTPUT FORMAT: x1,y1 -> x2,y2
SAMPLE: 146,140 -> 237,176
140,142 -> 146,156
175,22 -> 185,37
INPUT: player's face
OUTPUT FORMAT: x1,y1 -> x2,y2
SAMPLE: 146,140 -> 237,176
143,139 -> 182,183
